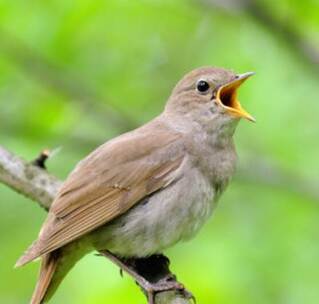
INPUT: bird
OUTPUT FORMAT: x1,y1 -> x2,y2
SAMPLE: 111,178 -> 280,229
15,66 -> 255,304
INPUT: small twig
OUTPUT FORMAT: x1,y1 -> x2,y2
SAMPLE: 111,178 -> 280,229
31,149 -> 50,169
31,147 -> 62,169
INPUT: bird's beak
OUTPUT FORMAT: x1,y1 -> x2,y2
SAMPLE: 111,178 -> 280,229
216,72 -> 255,122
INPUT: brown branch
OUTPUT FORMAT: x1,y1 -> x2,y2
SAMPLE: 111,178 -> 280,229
0,145 -> 192,304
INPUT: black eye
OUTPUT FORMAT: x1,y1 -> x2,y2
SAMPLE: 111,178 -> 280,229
196,80 -> 210,93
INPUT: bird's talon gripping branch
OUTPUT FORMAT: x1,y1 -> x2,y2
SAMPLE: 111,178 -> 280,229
144,280 -> 186,304
99,250 -> 189,303
146,281 -> 194,304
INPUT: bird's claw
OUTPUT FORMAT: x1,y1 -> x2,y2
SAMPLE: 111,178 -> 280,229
140,275 -> 193,304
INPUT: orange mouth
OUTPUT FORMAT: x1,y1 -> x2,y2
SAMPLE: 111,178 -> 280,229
217,72 -> 255,122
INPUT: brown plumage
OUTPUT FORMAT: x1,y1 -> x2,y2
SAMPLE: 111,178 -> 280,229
16,66 -> 254,303
16,126 -> 183,267
30,253 -> 58,304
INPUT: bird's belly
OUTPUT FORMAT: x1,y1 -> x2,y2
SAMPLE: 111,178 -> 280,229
91,169 -> 216,257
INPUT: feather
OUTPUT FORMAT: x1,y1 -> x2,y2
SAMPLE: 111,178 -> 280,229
16,122 -> 184,266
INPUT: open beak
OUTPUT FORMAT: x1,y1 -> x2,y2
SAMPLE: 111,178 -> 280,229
216,72 -> 255,122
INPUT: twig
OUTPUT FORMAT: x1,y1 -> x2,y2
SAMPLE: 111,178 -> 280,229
0,145 -> 192,304
31,149 -> 51,169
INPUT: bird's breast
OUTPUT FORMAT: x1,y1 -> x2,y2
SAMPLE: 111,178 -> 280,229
91,164 -> 217,257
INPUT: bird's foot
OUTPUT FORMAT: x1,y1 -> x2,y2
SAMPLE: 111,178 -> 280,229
134,273 -> 195,304
99,250 -> 195,304
136,274 -> 184,304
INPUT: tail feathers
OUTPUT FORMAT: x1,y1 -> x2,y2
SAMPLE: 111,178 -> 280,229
15,240 -> 43,268
29,240 -> 91,303
31,252 -> 59,304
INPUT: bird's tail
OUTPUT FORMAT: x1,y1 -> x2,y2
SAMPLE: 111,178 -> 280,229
29,240 -> 91,304
31,251 -> 59,304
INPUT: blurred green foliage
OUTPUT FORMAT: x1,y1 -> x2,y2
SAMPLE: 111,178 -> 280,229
0,0 -> 318,303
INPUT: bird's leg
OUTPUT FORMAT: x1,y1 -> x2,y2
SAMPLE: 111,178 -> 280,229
130,254 -> 195,303
99,250 -> 191,304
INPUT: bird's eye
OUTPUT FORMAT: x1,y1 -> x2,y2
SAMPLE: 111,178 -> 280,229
196,80 -> 210,93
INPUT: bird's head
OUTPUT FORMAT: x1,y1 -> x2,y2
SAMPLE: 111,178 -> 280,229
165,67 -> 255,134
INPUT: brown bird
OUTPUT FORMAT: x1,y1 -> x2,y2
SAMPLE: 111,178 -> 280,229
16,66 -> 255,303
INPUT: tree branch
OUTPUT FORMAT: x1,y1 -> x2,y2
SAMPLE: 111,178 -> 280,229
0,146 -> 61,210
0,145 -> 192,304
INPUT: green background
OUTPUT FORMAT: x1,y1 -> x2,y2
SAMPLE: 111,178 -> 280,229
0,0 -> 318,303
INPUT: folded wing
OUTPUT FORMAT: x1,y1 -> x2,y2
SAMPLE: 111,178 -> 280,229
16,125 -> 184,266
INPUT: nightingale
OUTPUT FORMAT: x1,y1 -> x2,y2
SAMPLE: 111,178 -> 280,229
16,66 -> 255,304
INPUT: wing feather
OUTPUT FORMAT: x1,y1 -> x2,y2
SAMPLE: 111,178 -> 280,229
33,126 -> 184,257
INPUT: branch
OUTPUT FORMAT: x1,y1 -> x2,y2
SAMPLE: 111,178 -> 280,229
0,145 -> 192,304
0,146 -> 61,210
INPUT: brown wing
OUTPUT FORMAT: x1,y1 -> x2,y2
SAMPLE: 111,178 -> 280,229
20,124 -> 184,263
